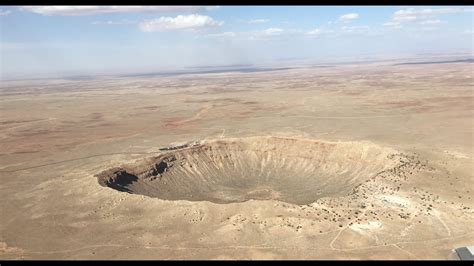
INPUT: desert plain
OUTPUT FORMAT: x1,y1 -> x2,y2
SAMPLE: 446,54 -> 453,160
0,58 -> 473,259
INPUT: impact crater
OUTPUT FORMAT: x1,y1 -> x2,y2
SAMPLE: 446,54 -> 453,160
96,136 -> 400,205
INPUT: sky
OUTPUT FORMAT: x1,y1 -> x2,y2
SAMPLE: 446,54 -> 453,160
0,6 -> 473,79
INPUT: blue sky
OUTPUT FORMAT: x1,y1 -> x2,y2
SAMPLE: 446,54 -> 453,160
1,6 -> 473,79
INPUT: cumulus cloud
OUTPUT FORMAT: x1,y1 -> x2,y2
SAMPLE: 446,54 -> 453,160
419,19 -> 443,25
139,14 -> 223,32
394,7 -> 462,19
205,31 -> 236,38
419,26 -> 437,31
19,6 -> 219,16
393,15 -> 418,22
339,13 -> 359,22
205,28 -> 288,40
383,7 -> 465,29
341,25 -> 370,33
383,21 -> 400,27
203,27 -> 287,41
262,28 -> 283,36
307,28 -> 322,35
204,6 -> 220,11
246,19 -> 269,24
0,9 -> 11,16
338,25 -> 379,36
383,21 -> 403,29
392,7 -> 468,22
92,20 -> 135,25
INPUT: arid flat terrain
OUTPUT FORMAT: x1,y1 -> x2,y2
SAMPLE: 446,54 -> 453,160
0,60 -> 473,259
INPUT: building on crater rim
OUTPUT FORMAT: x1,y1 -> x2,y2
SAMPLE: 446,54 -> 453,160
454,246 -> 474,261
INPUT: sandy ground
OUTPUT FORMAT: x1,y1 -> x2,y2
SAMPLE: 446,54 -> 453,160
0,60 -> 473,259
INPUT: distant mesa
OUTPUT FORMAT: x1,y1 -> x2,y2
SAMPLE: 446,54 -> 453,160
394,58 -> 474,65
119,67 -> 293,78
185,64 -> 254,69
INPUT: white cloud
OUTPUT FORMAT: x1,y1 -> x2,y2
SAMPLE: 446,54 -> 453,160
305,27 -> 337,37
0,9 -> 11,16
341,25 -> 370,34
92,20 -> 135,25
203,28 -> 287,41
262,28 -> 283,36
206,31 -> 236,38
19,6 -> 219,16
307,28 -> 322,35
419,19 -> 443,25
204,6 -> 220,11
419,26 -> 437,31
139,14 -> 223,32
393,15 -> 418,22
246,19 -> 269,24
339,13 -> 359,22
392,7 -> 466,22
395,7 -> 462,17
383,21 -> 401,27
384,7 -> 465,29
205,28 -> 291,40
